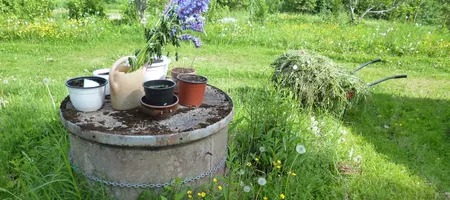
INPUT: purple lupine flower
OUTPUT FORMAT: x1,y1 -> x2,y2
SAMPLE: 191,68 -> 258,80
179,34 -> 202,48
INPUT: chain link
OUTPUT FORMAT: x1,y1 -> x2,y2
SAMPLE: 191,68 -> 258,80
69,148 -> 227,189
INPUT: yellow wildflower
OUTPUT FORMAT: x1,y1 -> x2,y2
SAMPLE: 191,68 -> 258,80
188,194 -> 192,199
255,157 -> 259,161
213,178 -> 218,182
187,190 -> 192,195
247,162 -> 252,166
197,192 -> 202,197
201,192 -> 206,197
263,197 -> 268,200
280,193 -> 285,199
276,165 -> 281,169
218,185 -> 223,190
277,160 -> 281,164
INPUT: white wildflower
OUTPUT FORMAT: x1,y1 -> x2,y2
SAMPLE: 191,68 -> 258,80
43,78 -> 50,85
341,129 -> 347,135
296,144 -> 306,154
292,65 -> 298,70
259,146 -> 266,152
218,17 -> 237,23
384,124 -> 390,129
257,177 -> 267,186
3,80 -> 8,84
243,185 -> 251,192
354,155 -> 363,163
237,169 -> 245,175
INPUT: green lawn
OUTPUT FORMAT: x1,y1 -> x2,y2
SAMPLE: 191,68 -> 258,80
0,11 -> 449,199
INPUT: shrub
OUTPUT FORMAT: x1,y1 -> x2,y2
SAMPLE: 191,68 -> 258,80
217,0 -> 250,10
0,0 -> 54,19
270,50 -> 367,114
120,0 -> 140,24
205,0 -> 230,22
250,0 -> 269,24
67,0 -> 106,19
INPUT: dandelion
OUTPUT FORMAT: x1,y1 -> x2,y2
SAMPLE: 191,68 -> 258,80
296,144 -> 306,154
43,78 -> 50,85
247,162 -> 252,167
197,192 -> 206,197
259,147 -> 266,152
257,177 -> 267,186
280,193 -> 285,199
354,155 -> 363,163
243,185 -> 251,192
218,185 -> 223,190
213,178 -> 217,182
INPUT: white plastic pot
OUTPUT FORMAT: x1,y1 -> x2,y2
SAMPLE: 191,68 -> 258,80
145,56 -> 171,82
65,76 -> 108,112
93,68 -> 111,95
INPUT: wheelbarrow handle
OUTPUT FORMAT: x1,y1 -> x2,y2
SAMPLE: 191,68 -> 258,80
353,58 -> 382,73
366,74 -> 408,87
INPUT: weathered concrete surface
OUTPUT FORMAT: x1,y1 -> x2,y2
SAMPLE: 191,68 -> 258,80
61,85 -> 233,200
70,127 -> 227,199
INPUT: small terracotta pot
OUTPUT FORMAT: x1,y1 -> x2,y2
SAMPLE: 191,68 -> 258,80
171,67 -> 196,82
170,67 -> 196,94
177,74 -> 208,107
140,95 -> 179,120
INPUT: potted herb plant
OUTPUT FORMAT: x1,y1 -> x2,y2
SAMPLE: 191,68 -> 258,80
109,0 -> 210,110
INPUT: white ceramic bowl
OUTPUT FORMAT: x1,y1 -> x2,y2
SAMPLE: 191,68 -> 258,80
65,76 -> 108,112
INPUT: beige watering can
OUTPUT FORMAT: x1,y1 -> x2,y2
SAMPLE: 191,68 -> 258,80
109,56 -> 147,110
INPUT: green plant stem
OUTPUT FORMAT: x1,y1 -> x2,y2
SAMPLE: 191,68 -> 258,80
284,153 -> 299,196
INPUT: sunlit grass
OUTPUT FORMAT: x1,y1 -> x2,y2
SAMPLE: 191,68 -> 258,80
1,10 -> 449,199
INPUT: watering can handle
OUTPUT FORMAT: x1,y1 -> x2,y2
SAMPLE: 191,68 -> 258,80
109,56 -> 132,90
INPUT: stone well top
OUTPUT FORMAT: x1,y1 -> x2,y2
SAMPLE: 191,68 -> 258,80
60,85 -> 233,147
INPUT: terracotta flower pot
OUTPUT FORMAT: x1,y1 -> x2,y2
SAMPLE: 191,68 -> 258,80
140,95 -> 179,120
177,74 -> 208,107
109,56 -> 146,110
171,67 -> 196,94
171,67 -> 196,83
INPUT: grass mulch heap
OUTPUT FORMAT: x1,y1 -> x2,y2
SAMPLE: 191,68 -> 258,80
271,50 -> 368,114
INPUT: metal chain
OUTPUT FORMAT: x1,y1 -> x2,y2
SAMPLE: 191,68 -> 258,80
69,149 -> 227,189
